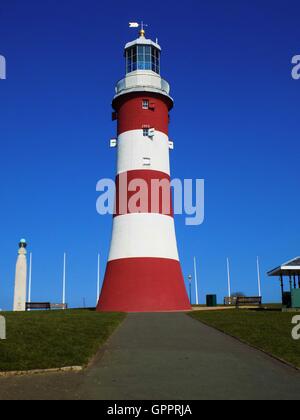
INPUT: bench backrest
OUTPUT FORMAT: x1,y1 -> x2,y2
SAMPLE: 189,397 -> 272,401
50,303 -> 68,310
224,296 -> 237,305
26,302 -> 51,310
236,296 -> 262,306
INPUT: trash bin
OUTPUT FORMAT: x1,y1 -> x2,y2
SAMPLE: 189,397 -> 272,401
206,294 -> 217,307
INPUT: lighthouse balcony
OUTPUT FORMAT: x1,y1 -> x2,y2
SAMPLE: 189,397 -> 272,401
115,71 -> 171,99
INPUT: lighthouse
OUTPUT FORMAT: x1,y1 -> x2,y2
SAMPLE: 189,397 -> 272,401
97,26 -> 191,312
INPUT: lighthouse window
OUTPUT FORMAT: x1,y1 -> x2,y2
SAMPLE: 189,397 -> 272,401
126,45 -> 160,74
151,47 -> 160,73
143,128 -> 149,136
126,47 -> 137,73
143,157 -> 151,167
142,100 -> 149,109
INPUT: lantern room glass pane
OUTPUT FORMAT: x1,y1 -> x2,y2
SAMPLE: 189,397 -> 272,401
126,45 -> 160,74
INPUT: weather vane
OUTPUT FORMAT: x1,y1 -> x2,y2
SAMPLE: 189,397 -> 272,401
129,21 -> 148,37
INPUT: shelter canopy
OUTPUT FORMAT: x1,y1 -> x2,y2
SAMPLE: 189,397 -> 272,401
268,257 -> 300,277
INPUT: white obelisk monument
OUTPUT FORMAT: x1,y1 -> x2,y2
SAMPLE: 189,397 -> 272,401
13,239 -> 28,311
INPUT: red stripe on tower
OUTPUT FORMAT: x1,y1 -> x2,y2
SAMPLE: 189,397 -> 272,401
114,93 -> 172,136
99,259 -> 189,312
114,170 -> 173,217
97,28 -> 191,312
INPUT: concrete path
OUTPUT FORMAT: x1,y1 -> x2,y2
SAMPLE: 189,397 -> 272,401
0,313 -> 300,400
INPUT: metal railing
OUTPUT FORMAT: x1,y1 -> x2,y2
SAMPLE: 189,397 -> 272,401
115,73 -> 170,95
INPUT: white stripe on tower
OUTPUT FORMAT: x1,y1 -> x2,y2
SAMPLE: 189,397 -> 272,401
117,129 -> 170,175
108,213 -> 179,261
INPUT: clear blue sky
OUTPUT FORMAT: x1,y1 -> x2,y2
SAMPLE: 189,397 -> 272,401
0,0 -> 299,310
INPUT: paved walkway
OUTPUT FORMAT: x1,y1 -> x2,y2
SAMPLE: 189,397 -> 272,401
0,313 -> 300,400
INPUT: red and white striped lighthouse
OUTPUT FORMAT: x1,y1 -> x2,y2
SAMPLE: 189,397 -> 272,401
97,27 -> 191,312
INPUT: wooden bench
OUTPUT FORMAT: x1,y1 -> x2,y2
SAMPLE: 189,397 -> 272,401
224,297 -> 237,306
50,303 -> 68,310
236,296 -> 262,308
25,302 -> 51,311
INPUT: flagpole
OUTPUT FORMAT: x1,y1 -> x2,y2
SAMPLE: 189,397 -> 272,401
97,254 -> 100,305
28,252 -> 32,310
62,253 -> 66,305
194,257 -> 199,305
257,256 -> 262,297
227,258 -> 231,299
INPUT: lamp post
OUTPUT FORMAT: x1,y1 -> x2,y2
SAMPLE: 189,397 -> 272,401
188,274 -> 192,304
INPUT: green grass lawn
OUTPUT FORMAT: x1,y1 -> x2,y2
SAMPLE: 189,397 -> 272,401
189,309 -> 300,368
0,310 -> 126,372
